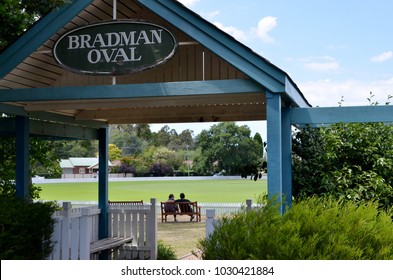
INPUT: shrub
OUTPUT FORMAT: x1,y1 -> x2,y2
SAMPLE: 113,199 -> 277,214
0,196 -> 56,259
292,123 -> 393,210
157,240 -> 177,260
149,163 -> 173,177
198,196 -> 393,260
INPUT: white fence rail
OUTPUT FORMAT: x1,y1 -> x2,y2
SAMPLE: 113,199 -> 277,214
52,201 -> 254,216
49,199 -> 157,260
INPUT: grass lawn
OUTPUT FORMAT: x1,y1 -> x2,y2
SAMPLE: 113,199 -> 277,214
158,221 -> 206,258
38,179 -> 267,203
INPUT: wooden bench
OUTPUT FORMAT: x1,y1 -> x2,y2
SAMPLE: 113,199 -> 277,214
108,200 -> 143,205
160,201 -> 201,222
90,237 -> 133,259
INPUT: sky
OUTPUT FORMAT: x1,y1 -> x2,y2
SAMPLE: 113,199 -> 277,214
151,0 -> 393,139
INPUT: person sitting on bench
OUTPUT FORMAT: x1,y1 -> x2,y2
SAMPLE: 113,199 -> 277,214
175,192 -> 194,221
164,194 -> 178,221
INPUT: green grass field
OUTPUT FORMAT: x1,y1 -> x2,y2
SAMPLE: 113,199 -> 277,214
38,179 -> 267,203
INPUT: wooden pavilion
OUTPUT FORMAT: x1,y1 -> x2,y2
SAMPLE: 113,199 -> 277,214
2,0 -> 392,240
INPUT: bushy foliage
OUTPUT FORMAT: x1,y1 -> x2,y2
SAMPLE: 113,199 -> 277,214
0,196 -> 57,259
157,240 -> 177,260
195,122 -> 262,175
292,123 -> 393,210
117,163 -> 136,177
198,196 -> 393,260
149,163 -> 173,177
0,135 -> 62,198
0,0 -> 67,51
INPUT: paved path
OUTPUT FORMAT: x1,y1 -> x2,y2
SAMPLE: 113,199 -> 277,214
179,250 -> 202,260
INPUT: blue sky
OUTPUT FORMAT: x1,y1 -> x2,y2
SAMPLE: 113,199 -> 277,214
151,0 -> 393,139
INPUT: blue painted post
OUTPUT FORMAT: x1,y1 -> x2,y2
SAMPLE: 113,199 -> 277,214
15,116 -> 30,200
98,127 -> 109,239
266,91 -> 283,214
282,106 -> 292,210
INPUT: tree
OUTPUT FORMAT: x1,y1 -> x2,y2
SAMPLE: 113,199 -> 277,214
149,163 -> 173,177
56,140 -> 98,158
0,0 -> 67,51
292,122 -> 393,210
109,127 -> 146,156
117,162 -> 136,177
151,125 -> 172,147
0,135 -> 62,199
168,129 -> 195,151
108,143 -> 122,161
120,155 -> 149,177
195,122 -> 262,175
151,146 -> 181,168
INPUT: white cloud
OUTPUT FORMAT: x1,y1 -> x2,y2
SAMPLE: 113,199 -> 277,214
214,22 -> 248,42
301,56 -> 341,72
206,10 -> 220,19
298,78 -> 393,107
256,16 -> 277,43
304,61 -> 340,71
371,51 -> 393,62
176,0 -> 200,7
214,16 -> 277,44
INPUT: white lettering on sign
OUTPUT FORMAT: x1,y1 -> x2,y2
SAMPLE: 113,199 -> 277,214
68,30 -> 163,49
87,48 -> 141,64
53,21 -> 177,75
67,30 -> 163,64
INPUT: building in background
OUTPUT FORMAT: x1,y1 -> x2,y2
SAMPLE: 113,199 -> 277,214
60,158 -> 113,178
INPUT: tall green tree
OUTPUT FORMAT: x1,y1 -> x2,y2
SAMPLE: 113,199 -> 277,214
194,122 -> 262,175
151,125 -> 173,147
0,0 -> 67,51
292,122 -> 393,210
109,125 -> 147,156
0,136 -> 62,199
56,140 -> 97,158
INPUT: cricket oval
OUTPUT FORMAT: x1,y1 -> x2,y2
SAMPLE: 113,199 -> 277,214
53,21 -> 178,75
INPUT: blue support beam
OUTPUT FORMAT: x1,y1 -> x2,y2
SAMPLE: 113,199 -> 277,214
0,79 -> 263,102
0,103 -> 106,129
281,106 -> 292,210
291,106 -> 393,125
15,116 -> 30,200
98,127 -> 109,240
0,118 -> 100,140
266,92 -> 283,213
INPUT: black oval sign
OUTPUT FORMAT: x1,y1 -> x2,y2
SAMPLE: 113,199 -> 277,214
53,21 -> 177,75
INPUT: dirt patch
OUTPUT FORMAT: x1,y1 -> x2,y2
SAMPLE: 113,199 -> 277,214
157,216 -> 206,259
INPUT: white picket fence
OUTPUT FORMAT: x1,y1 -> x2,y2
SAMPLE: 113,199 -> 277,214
198,200 -> 254,216
107,200 -> 157,260
48,198 -> 157,260
53,201 -> 252,216
205,199 -> 257,238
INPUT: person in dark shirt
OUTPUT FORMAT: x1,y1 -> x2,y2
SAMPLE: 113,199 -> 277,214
164,193 -> 178,221
175,193 -> 194,221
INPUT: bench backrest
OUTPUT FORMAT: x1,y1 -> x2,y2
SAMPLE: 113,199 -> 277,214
161,201 -> 198,213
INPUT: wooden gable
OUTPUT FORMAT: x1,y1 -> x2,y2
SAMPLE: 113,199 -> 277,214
0,0 -> 309,128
